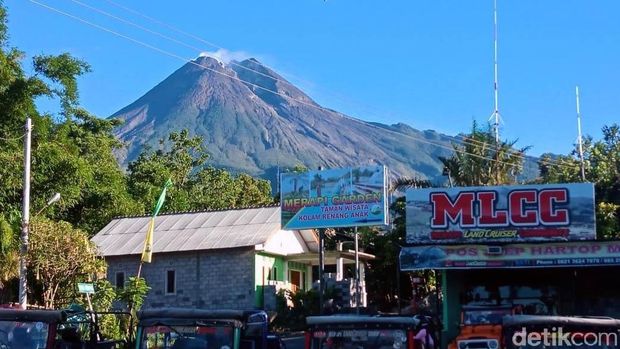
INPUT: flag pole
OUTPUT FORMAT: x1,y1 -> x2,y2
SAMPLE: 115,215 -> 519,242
131,179 -> 172,311
136,262 -> 144,280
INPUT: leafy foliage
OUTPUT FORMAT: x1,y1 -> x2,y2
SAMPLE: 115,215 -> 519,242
118,276 -> 150,341
538,124 -> 620,238
28,218 -> 106,308
0,2 -> 273,303
127,130 -> 273,213
118,276 -> 150,311
439,121 -> 530,186
0,6 -> 139,236
89,280 -> 124,341
273,287 -> 336,331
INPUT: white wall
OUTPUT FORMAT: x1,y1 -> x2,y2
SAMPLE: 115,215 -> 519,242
262,230 -> 308,255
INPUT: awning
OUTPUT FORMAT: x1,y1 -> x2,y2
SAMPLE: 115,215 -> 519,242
399,240 -> 620,271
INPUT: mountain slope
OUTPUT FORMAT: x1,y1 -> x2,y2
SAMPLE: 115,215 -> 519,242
110,56 -> 522,186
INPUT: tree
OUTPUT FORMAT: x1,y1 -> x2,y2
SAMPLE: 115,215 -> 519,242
127,130 -> 274,213
0,4 -> 141,301
0,3 -> 139,236
439,121 -> 530,186
538,124 -> 620,238
0,215 -> 18,294
359,177 -> 435,312
126,130 -> 207,213
28,218 -> 106,308
232,173 -> 273,207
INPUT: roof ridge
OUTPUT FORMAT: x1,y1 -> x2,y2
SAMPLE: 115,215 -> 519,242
111,203 -> 280,220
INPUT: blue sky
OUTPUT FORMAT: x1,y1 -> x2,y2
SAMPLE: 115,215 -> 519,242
5,0 -> 620,156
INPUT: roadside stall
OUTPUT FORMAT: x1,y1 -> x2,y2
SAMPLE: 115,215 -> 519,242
399,183 -> 620,348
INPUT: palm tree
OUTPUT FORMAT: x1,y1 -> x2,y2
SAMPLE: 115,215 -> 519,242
439,121 -> 530,186
390,177 -> 433,193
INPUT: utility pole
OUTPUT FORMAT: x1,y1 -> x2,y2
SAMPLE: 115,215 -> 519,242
317,166 -> 325,314
576,86 -> 586,182
354,227 -> 360,314
396,245 -> 401,314
318,228 -> 325,314
19,116 -> 32,309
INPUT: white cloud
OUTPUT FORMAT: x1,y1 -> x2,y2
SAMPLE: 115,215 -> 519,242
198,49 -> 251,64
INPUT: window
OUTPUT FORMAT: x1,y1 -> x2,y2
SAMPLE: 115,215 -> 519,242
269,267 -> 278,281
166,270 -> 176,294
115,272 -> 125,289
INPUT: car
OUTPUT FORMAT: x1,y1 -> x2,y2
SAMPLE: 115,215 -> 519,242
134,308 -> 286,349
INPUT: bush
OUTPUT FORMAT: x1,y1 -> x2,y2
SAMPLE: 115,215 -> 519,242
272,287 -> 337,332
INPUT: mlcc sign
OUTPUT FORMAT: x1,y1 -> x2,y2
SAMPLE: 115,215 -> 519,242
406,183 -> 596,244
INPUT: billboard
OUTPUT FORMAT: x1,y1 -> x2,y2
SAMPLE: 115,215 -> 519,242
406,183 -> 596,244
280,166 -> 389,229
399,240 -> 620,271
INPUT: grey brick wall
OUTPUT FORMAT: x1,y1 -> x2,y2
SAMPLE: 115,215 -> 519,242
106,247 -> 256,310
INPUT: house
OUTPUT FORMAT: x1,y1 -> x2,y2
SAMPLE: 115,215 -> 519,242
91,205 -> 375,310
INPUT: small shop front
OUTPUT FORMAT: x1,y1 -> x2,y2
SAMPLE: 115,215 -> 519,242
400,240 -> 620,347
401,182 -> 614,348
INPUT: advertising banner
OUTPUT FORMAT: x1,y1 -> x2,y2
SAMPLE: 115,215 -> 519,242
280,166 -> 389,229
399,240 -> 620,270
406,183 -> 596,244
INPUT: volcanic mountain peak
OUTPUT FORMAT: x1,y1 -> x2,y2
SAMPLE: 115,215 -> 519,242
110,57 -> 539,187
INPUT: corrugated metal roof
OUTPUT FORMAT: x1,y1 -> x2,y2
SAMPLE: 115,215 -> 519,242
92,206 -> 283,257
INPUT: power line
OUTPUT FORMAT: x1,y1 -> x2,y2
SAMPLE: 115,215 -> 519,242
28,0 -> 580,172
86,0 -> 423,134
75,0 -> 574,169
67,0 -> 298,89
94,0 -> 578,170
100,0 -> 318,89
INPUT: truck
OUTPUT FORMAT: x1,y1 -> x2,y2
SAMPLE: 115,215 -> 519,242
133,308 -> 285,349
0,306 -> 128,348
304,314 -> 430,349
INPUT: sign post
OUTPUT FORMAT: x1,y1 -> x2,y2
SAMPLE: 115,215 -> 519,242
318,228 -> 325,314
280,165 -> 389,314
354,227 -> 360,313
78,283 -> 95,311
78,282 -> 99,339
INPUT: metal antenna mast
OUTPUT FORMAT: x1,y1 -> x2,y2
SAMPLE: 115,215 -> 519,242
489,0 -> 501,144
576,86 -> 586,181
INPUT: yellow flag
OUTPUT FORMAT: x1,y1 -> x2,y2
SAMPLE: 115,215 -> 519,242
141,179 -> 172,263
141,220 -> 155,263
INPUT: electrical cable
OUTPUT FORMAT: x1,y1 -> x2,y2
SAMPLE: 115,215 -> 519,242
68,0 -> 576,169
28,0 -> 581,171
90,0 -> 581,170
